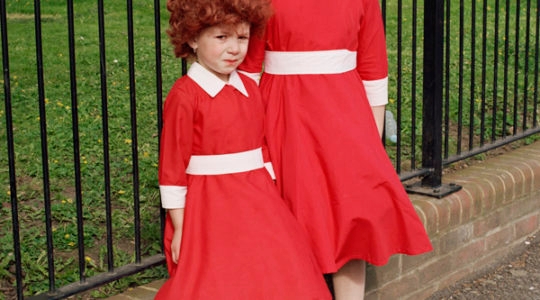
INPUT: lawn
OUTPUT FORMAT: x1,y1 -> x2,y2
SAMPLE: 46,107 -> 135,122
0,0 -> 178,297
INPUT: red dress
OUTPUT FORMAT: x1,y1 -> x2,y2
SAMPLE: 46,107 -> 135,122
155,63 -> 331,300
240,0 -> 433,273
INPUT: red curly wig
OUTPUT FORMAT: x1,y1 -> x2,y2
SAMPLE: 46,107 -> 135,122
167,0 -> 273,59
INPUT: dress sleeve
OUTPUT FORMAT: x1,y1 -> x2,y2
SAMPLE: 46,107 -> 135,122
158,82 -> 194,209
238,36 -> 267,84
357,0 -> 389,106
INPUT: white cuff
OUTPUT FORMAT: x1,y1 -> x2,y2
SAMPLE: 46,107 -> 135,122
238,70 -> 261,85
363,77 -> 388,106
264,162 -> 276,180
160,185 -> 187,209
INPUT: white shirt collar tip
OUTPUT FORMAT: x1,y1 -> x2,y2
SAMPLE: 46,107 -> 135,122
188,62 -> 249,98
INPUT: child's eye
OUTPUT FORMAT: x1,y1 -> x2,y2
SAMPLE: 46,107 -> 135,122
238,35 -> 249,40
216,35 -> 227,39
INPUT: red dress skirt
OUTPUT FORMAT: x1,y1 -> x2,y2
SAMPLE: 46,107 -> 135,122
155,70 -> 331,299
240,0 -> 433,273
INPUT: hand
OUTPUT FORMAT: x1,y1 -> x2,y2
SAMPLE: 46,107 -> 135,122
171,229 -> 183,264
168,208 -> 185,264
371,104 -> 386,138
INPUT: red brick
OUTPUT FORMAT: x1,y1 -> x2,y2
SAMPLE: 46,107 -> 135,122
514,214 -> 540,238
452,239 -> 486,266
455,190 -> 475,224
413,199 -> 438,235
401,248 -> 437,274
367,255 -> 401,286
405,285 -> 440,300
485,226 -> 514,251
450,184 -> 483,219
417,254 -> 453,285
472,169 -> 507,206
505,151 -> 540,191
445,194 -> 463,228
439,225 -> 474,254
435,266 -> 477,292
493,170 -> 518,204
473,209 -> 512,238
509,196 -> 540,221
452,176 -> 486,204
373,273 -> 421,300
469,246 -> 517,272
489,162 -> 524,198
498,161 -> 530,195
503,152 -> 540,191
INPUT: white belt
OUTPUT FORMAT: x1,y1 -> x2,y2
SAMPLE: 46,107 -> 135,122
264,50 -> 357,75
186,148 -> 264,175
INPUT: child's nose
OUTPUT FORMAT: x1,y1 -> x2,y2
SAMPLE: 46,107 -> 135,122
228,40 -> 241,54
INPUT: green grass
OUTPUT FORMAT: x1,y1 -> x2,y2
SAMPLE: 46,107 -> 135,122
0,0 -> 177,297
1,0 -> 539,298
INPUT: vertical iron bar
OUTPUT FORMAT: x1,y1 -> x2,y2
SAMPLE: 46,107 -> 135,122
154,0 -> 166,252
421,0 -> 444,187
522,0 -> 531,131
502,0 -> 510,137
126,0 -> 142,262
443,0 -> 450,158
491,0 -> 500,142
411,0 -> 418,167
97,0 -> 114,271
182,58 -> 187,75
512,0 -> 520,135
67,0 -> 85,282
532,1 -> 540,127
480,0 -> 488,146
155,0 -> 163,147
468,0 -> 476,150
33,0 -> 56,291
457,0 -> 465,154
1,1 -> 24,298
396,0 -> 402,173
382,0 -> 386,27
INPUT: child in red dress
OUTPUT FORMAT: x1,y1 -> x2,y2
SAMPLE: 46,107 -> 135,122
239,0 -> 433,298
155,0 -> 331,299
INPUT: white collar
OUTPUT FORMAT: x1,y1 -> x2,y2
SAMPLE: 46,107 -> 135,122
187,62 -> 249,98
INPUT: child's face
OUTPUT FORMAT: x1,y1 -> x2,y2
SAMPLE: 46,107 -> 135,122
189,22 -> 250,82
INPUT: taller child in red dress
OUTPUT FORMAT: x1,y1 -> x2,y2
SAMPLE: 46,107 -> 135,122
155,0 -> 331,299
239,0 -> 433,298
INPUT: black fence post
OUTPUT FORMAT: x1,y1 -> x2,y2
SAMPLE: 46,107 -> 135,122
406,0 -> 461,198
1,0 -> 25,298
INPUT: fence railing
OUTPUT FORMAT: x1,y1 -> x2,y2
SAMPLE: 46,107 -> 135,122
1,0 -> 539,299
383,0 -> 540,197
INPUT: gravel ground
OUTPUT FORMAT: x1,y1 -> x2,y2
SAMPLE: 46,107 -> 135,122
427,232 -> 540,300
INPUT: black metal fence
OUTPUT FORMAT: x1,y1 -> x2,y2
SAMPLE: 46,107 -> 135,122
1,0 -> 539,299
383,0 -> 540,197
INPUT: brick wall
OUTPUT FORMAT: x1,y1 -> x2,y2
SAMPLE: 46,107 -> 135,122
365,141 -> 540,300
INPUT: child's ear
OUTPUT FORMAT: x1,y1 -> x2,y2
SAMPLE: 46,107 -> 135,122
188,39 -> 198,53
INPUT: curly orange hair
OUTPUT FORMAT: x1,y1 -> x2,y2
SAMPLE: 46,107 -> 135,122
167,0 -> 273,59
